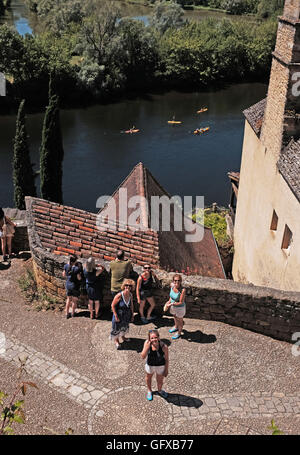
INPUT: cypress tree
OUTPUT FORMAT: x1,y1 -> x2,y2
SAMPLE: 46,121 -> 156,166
13,99 -> 36,210
40,76 -> 64,203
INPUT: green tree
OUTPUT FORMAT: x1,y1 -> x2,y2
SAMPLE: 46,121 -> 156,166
149,0 -> 187,34
117,18 -> 159,89
257,0 -> 284,18
0,25 -> 26,81
40,76 -> 64,203
13,100 -> 37,210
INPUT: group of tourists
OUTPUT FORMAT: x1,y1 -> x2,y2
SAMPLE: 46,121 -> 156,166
63,249 -> 187,401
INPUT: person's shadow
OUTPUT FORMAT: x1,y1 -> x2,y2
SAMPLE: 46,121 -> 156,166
155,392 -> 203,409
181,330 -> 217,344
120,337 -> 171,353
0,261 -> 11,270
118,337 -> 146,352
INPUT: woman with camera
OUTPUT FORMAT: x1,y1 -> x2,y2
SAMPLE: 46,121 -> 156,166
141,329 -> 169,401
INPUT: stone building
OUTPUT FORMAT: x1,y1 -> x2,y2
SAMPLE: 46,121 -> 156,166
232,0 -> 300,292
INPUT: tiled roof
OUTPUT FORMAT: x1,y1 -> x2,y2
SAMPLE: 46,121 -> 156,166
99,162 -> 225,278
26,162 -> 225,278
243,98 -> 267,136
277,139 -> 300,202
26,197 -> 160,267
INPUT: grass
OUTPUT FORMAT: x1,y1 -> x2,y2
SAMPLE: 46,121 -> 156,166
191,206 -> 232,248
18,265 -> 64,312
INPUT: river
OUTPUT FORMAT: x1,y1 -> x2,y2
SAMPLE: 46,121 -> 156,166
0,1 -> 266,213
0,83 -> 267,212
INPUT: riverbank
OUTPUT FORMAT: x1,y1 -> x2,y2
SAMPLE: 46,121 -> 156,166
0,8 -> 275,115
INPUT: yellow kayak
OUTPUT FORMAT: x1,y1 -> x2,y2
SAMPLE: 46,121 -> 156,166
168,120 -> 182,124
197,108 -> 208,114
125,128 -> 140,134
194,127 -> 210,135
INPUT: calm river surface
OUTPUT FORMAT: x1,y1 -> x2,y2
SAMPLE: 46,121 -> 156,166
0,1 -> 266,212
0,83 -> 267,212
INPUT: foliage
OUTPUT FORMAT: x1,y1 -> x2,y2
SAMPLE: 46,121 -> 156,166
116,18 -> 160,89
0,25 -> 27,82
0,358 -> 38,435
192,207 -> 231,246
0,0 -> 280,108
13,100 -> 37,210
268,419 -> 284,435
257,0 -> 284,19
221,0 -> 257,15
149,0 -> 187,34
156,17 -> 276,88
40,76 -> 64,203
18,265 -> 62,310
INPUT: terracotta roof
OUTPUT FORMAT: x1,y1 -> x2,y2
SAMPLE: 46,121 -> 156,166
99,162 -> 225,278
25,162 -> 225,278
26,197 -> 160,267
277,139 -> 300,202
243,98 -> 267,136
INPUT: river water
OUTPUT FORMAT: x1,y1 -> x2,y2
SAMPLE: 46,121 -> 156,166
0,84 -> 267,212
0,1 -> 266,213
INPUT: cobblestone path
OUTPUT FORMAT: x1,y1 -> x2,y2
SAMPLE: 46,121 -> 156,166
1,332 -> 300,435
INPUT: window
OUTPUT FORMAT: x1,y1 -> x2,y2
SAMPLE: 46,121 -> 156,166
281,224 -> 293,250
270,210 -> 278,231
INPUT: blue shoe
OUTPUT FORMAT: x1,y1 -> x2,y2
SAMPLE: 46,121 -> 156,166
158,390 -> 168,398
141,317 -> 148,324
169,327 -> 178,333
147,315 -> 157,321
171,333 -> 181,340
147,391 -> 153,401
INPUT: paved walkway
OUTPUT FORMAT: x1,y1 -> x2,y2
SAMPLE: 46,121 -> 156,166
1,258 -> 300,435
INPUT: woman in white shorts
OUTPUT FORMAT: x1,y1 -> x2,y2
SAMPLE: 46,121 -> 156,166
0,208 -> 16,261
141,329 -> 169,401
165,274 -> 186,340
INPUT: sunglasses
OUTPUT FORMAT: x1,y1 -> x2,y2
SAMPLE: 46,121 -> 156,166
144,266 -> 151,270
174,280 -> 181,282
124,284 -> 132,288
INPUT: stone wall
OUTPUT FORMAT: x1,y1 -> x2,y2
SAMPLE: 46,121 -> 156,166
25,198 -> 300,343
28,222 -> 300,343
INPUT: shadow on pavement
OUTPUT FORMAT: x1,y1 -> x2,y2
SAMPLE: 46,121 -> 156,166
0,261 -> 11,270
156,392 -> 203,408
118,337 -> 145,352
181,330 -> 217,344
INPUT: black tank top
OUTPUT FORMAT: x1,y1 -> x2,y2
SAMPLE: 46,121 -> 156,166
141,273 -> 153,291
147,342 -> 166,366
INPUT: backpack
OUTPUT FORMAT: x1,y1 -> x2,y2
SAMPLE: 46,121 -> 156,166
67,265 -> 78,283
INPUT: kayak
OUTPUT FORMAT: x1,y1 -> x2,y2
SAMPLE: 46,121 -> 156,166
197,108 -> 208,114
168,121 -> 182,124
125,129 -> 140,134
194,127 -> 210,135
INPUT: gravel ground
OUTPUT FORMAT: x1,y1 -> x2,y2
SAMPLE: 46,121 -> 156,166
0,257 -> 300,436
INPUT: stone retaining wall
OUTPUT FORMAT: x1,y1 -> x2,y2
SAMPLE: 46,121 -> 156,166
25,199 -> 300,343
